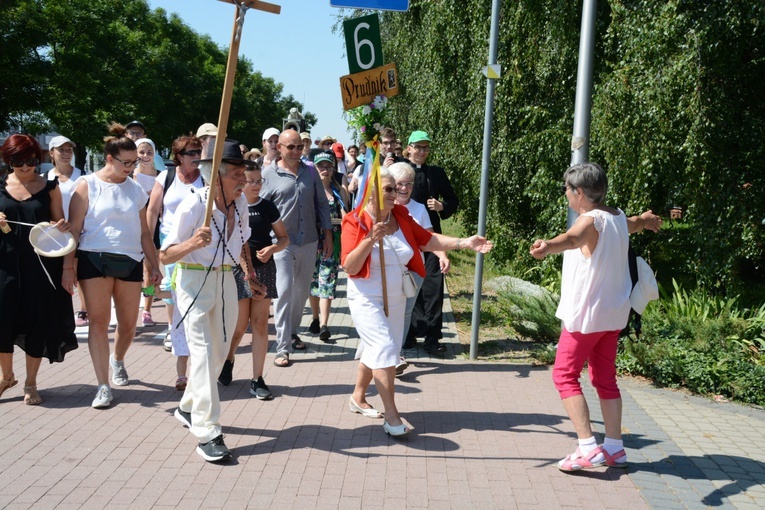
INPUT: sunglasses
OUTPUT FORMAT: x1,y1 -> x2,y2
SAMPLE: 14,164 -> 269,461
113,156 -> 139,168
280,144 -> 304,151
179,149 -> 202,157
382,186 -> 396,194
9,157 -> 40,168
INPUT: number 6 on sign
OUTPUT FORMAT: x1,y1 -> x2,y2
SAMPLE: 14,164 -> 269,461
343,13 -> 383,74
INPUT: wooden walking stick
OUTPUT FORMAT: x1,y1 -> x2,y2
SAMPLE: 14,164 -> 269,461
204,0 -> 281,227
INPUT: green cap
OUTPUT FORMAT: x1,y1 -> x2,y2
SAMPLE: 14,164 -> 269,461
408,130 -> 431,145
313,151 -> 335,166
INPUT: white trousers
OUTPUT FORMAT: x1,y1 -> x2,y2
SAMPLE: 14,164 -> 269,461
175,267 -> 237,442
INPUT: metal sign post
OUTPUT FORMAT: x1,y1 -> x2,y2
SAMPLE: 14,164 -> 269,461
469,0 -> 501,360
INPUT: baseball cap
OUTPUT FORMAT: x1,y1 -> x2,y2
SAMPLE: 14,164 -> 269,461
313,151 -> 335,166
300,132 -> 312,141
331,142 -> 344,158
49,136 -> 75,151
125,120 -> 146,131
262,127 -> 280,141
408,130 -> 431,145
196,123 -> 217,138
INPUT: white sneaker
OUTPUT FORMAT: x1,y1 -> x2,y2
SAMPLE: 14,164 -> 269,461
92,384 -> 113,409
110,355 -> 129,386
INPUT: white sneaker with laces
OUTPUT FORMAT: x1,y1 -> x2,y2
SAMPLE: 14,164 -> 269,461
110,355 -> 129,386
92,384 -> 112,409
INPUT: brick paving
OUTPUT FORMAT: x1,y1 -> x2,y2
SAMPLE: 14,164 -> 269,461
1,273 -> 764,508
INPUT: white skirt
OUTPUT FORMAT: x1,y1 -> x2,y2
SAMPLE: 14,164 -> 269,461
348,279 -> 406,370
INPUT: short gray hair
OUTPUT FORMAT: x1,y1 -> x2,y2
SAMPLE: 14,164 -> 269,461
564,162 -> 608,205
388,161 -> 414,182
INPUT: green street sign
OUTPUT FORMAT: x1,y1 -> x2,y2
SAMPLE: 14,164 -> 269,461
343,13 -> 383,75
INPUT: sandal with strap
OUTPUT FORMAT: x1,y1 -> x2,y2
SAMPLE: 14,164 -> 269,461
273,352 -> 290,367
558,446 -> 606,472
602,448 -> 629,468
175,376 -> 188,391
23,385 -> 43,405
0,374 -> 18,398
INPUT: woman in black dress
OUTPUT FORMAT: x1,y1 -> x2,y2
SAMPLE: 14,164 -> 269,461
0,134 -> 77,405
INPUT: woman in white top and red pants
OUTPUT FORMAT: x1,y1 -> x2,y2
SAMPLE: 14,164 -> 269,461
531,162 -> 661,472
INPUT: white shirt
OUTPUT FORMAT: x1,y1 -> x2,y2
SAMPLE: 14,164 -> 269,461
162,188 -> 251,267
47,167 -> 82,220
155,170 -> 205,236
78,174 -> 149,262
403,199 -> 432,230
347,228 -> 414,298
556,208 -> 631,334
133,171 -> 156,194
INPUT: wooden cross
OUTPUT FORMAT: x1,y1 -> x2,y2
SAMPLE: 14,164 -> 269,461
204,0 -> 281,227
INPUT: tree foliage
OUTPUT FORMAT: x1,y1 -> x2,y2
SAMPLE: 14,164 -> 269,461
373,0 -> 764,293
0,0 -> 315,155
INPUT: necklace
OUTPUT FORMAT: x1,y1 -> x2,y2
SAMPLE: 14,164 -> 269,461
384,212 -> 392,225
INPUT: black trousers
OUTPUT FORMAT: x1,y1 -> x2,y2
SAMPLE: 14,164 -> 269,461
408,252 -> 444,341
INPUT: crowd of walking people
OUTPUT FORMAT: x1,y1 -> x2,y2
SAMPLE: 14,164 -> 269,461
0,121 -> 495,462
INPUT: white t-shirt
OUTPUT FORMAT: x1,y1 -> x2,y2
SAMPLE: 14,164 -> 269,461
403,199 -> 432,230
78,174 -> 149,262
155,170 -> 205,236
162,189 -> 251,267
555,208 -> 631,334
47,167 -> 82,220
133,171 -> 156,194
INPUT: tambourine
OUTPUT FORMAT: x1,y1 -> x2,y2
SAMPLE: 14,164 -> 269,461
28,222 -> 77,257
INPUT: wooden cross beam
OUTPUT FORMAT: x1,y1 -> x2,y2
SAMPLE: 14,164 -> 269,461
217,0 -> 281,15
204,0 -> 280,227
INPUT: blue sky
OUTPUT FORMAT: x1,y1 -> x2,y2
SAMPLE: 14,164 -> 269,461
147,0 -> 356,147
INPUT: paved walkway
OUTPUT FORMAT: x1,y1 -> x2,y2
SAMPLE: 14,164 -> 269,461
1,273 -> 764,509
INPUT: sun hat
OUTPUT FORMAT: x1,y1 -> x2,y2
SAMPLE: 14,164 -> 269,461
29,223 -> 76,258
196,123 -> 218,138
630,257 -> 659,314
407,130 -> 431,145
313,151 -> 335,166
49,136 -> 75,151
319,135 -> 336,145
262,127 -> 280,141
244,148 -> 262,160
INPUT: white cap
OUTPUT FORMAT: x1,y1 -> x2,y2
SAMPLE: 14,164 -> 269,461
630,256 -> 659,314
49,136 -> 75,151
196,123 -> 217,138
262,127 -> 280,141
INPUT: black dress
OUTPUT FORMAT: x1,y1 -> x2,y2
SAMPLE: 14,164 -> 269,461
0,176 -> 77,362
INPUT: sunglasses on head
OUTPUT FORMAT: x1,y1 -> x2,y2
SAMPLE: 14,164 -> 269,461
9,157 -> 40,168
179,149 -> 202,157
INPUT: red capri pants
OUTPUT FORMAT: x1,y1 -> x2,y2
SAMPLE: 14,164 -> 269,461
552,328 -> 621,400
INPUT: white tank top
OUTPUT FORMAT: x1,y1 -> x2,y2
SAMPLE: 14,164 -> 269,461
155,170 -> 205,236
555,208 -> 631,333
78,173 -> 148,262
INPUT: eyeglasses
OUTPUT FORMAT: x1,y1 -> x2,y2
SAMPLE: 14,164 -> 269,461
410,144 -> 430,153
396,181 -> 414,189
561,184 -> 574,194
280,144 -> 304,151
126,129 -> 145,138
9,157 -> 40,168
380,139 -> 395,146
113,156 -> 139,168
179,149 -> 202,157
246,179 -> 265,186
382,186 -> 396,194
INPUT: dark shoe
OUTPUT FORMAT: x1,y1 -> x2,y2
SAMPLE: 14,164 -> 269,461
308,318 -> 320,334
424,338 -> 447,353
250,377 -> 273,400
291,334 -> 307,351
174,407 -> 192,428
319,325 -> 331,342
402,335 -> 417,350
218,359 -> 234,386
196,434 -> 231,462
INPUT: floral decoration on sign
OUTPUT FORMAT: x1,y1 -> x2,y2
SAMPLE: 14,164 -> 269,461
345,94 -> 390,142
